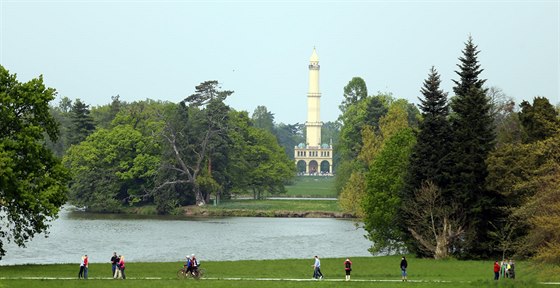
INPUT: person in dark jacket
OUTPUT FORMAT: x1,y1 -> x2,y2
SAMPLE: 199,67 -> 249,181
344,258 -> 352,281
400,256 -> 408,282
111,252 -> 119,278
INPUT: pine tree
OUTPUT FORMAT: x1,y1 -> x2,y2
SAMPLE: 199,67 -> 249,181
400,67 -> 453,257
449,36 -> 497,258
409,67 -> 452,191
69,99 -> 95,145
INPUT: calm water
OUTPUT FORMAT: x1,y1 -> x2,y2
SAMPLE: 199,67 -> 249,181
0,206 -> 372,265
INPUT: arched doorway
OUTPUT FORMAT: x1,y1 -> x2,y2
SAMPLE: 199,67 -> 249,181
297,160 -> 307,175
308,160 -> 318,175
320,160 -> 330,174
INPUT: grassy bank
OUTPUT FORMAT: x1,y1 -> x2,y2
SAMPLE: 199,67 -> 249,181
284,176 -> 336,198
124,176 -> 342,217
1,255 -> 558,287
124,199 -> 349,218
191,199 -> 349,217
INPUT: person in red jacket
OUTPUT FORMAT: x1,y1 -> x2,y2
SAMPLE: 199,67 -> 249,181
344,258 -> 352,281
493,261 -> 500,280
84,255 -> 89,279
118,255 -> 126,280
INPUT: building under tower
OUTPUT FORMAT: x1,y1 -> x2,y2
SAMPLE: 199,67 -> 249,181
294,48 -> 333,175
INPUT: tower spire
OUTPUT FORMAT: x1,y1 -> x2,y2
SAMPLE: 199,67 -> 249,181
294,48 -> 333,176
306,47 -> 322,147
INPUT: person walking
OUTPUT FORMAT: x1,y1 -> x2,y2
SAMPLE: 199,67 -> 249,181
118,255 -> 126,279
501,259 -> 508,278
83,255 -> 89,279
190,254 -> 200,277
78,255 -> 85,279
344,258 -> 352,281
494,261 -> 500,280
312,256 -> 323,280
400,256 -> 408,282
114,255 -> 122,279
111,252 -> 119,278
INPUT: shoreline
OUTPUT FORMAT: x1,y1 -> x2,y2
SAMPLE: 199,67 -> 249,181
184,208 -> 356,218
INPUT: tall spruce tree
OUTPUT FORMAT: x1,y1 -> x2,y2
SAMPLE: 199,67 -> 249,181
449,36 -> 497,258
400,67 -> 453,256
69,99 -> 95,145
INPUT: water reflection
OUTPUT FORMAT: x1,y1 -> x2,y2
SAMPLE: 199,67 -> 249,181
0,207 -> 372,265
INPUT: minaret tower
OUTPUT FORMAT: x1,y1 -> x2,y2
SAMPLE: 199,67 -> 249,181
294,48 -> 333,175
306,48 -> 322,147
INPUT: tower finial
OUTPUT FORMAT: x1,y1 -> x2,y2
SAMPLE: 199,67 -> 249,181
310,47 -> 319,62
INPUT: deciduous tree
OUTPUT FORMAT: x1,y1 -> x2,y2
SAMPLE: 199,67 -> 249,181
63,125 -> 160,212
157,81 -> 232,206
519,97 -> 560,143
403,181 -> 464,259
0,66 -> 69,259
362,127 -> 416,254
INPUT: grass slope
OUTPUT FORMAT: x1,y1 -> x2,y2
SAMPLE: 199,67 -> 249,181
284,176 -> 336,198
1,255 -> 557,287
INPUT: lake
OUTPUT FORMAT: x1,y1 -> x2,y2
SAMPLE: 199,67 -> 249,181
0,206 -> 373,265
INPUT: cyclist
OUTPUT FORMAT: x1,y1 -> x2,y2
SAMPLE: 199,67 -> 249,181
183,255 -> 192,275
190,254 -> 199,277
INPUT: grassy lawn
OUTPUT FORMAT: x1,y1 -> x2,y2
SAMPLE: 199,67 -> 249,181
208,199 -> 340,212
186,176 -> 341,217
1,255 -> 557,287
192,199 -> 344,217
126,176 -> 340,216
284,176 -> 337,198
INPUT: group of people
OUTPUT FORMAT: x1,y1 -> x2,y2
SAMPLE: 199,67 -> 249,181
183,254 -> 200,277
78,253 -> 126,279
111,252 -> 126,279
74,253 -> 522,282
78,255 -> 89,279
493,259 -> 515,280
312,255 -> 408,282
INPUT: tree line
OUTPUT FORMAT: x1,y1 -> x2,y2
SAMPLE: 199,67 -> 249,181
337,36 -> 560,262
2,35 -> 558,262
1,69 -> 303,259
54,81 -> 300,213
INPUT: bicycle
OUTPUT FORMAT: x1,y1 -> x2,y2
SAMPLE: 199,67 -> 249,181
177,267 -> 205,280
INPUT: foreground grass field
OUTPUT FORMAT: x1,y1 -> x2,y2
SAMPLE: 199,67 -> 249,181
1,255 -> 558,287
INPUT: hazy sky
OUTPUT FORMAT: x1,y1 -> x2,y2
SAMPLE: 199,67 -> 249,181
1,0 -> 558,124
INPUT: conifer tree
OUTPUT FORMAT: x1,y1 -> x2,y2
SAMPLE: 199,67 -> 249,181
406,67 -> 452,193
400,67 -> 453,256
449,36 -> 497,258
69,99 -> 95,145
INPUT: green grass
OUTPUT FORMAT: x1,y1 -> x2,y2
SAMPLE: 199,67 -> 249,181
122,176 -> 340,217
1,255 -> 558,287
209,199 -> 341,212
284,176 -> 336,197
195,199 -> 344,217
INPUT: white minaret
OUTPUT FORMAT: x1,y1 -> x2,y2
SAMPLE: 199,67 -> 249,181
294,48 -> 333,175
306,48 -> 322,147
